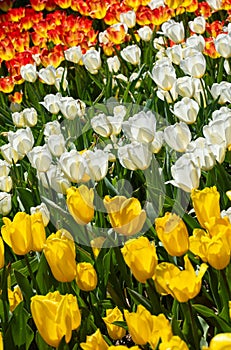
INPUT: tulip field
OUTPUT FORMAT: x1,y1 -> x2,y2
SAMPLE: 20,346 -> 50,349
2,0 -> 231,349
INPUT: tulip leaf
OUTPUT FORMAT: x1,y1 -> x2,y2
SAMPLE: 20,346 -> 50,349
5,302 -> 34,350
113,321 -> 128,330
36,332 -> 52,350
36,252 -> 58,294
193,304 -> 231,332
14,270 -> 34,308
127,288 -> 152,311
16,187 -> 35,212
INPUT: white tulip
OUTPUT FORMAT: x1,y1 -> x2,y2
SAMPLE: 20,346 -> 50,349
188,16 -> 206,34
22,108 -> 38,127
186,137 -> 216,170
162,20 -> 185,43
59,97 -> 86,120
38,65 -> 56,85
164,122 -> 192,152
47,134 -> 66,157
121,45 -> 141,65
44,120 -> 61,136
40,93 -> 61,114
170,153 -> 201,192
20,64 -> 37,83
28,145 -> 52,172
150,131 -> 164,153
180,52 -> 206,78
173,97 -> 199,124
84,149 -> 109,181
107,56 -> 120,73
122,110 -> 156,143
215,33 -> 231,58
137,26 -> 153,41
8,127 -> 34,159
64,45 -> 82,63
151,58 -> 176,91
82,49 -> 101,74
210,81 -> 231,104
118,141 -> 152,170
0,176 -> 12,192
186,34 -> 205,52
206,0 -> 222,10
156,83 -> 178,102
120,10 -> 136,28
175,76 -> 195,98
12,112 -> 25,128
211,106 -> 231,121
59,149 -> 90,183
203,114 -> 231,149
91,113 -> 112,137
208,140 -> 226,164
30,202 -> 50,226
221,207 -> 231,222
166,45 -> 183,65
1,143 -> 19,164
38,164 -> 71,194
0,160 -> 10,177
0,192 -> 12,215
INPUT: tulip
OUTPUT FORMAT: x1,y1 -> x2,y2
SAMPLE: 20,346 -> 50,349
8,285 -> 23,312
80,329 -> 109,350
149,313 -> 172,349
59,96 -> 86,120
38,65 -> 56,85
0,192 -> 11,216
20,63 -> 37,83
180,52 -> 206,78
164,122 -> 192,152
27,145 -> 52,172
206,234 -> 230,270
104,196 -> 146,236
64,45 -> 82,64
154,255 -> 208,303
137,26 -> 153,41
203,333 -> 231,350
8,127 -> 34,159
210,82 -> 231,104
0,333 -> 2,350
186,138 -> 216,171
84,149 -> 109,181
189,228 -> 209,262
38,164 -> 71,194
91,113 -> 112,137
76,262 -> 97,291
0,176 -> 12,192
43,229 -> 76,282
121,236 -> 157,283
170,153 -> 201,192
151,58 -> 176,91
66,185 -> 94,225
109,347 -> 140,350
124,305 -> 153,345
1,212 -> 46,255
82,49 -> 102,74
40,93 -> 61,114
31,291 -> 81,348
186,35 -> 205,52
120,11 -> 136,28
12,111 -> 26,128
159,336 -> 189,350
175,76 -> 195,98
103,307 -> 126,340
44,120 -> 61,136
21,108 -> 38,127
122,110 -> 156,143
191,186 -> 220,228
173,97 -> 199,124
162,20 -> 185,43
30,203 -> 50,227
0,237 -> 4,269
215,33 -> 231,58
59,150 -> 90,183
203,112 -> 231,147
121,45 -> 141,65
157,85 -> 178,103
166,44 -> 183,65
107,56 -> 121,73
46,134 -> 66,157
188,16 -> 206,34
155,213 -> 189,256
151,131 -> 164,153
118,141 -> 152,171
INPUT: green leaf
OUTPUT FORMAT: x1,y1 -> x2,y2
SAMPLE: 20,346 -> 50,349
14,270 -> 34,308
112,321 -> 128,330
127,288 -> 152,311
193,304 -> 231,332
36,252 -> 58,294
16,187 -> 35,212
36,332 -> 53,350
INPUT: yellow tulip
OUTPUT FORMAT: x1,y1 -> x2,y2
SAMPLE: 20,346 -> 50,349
202,333 -> 231,350
102,306 -> 126,340
0,237 -> 4,269
109,347 -> 140,350
31,291 -> 81,348
149,313 -> 172,349
76,262 -> 97,291
154,255 -> 208,303
191,186 -> 221,228
43,229 -> 76,282
1,212 -> 33,255
8,285 -> 23,312
121,236 -> 158,283
103,195 -> 146,236
206,234 -> 230,270
124,305 -> 153,345
189,229 -> 209,262
155,213 -> 189,256
159,336 -> 189,350
90,236 -> 106,258
1,212 -> 46,255
0,333 -> 2,350
80,329 -> 109,350
66,185 -> 94,225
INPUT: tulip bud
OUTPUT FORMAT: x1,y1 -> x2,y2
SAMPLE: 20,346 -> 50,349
121,45 -> 141,65
164,122 -> 192,152
118,141 -> 152,170
40,93 -> 61,114
104,196 -> 146,236
137,26 -> 153,41
44,229 -> 76,282
76,262 -> 97,291
103,307 -> 126,340
80,329 -> 109,350
64,45 -> 82,64
31,291 -> 81,348
20,63 -> 37,83
82,49 -> 102,74
0,237 -> 4,269
121,236 -> 157,282
27,145 -> 52,172
8,285 -> 23,312
0,192 -> 11,216
66,185 -> 94,225
155,213 -> 189,256
173,97 -> 199,124
124,305 -> 153,345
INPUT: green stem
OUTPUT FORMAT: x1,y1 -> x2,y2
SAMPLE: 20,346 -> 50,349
25,254 -> 40,294
187,300 -> 199,350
